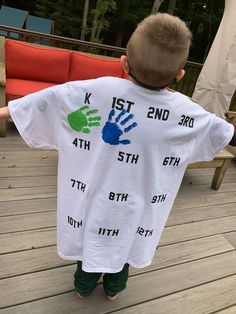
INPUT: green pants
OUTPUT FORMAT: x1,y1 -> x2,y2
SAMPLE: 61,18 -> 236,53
74,261 -> 129,297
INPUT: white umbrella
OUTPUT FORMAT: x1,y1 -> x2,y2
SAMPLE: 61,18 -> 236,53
192,0 -> 236,118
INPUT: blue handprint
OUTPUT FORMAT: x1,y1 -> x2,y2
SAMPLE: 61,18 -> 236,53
102,109 -> 138,145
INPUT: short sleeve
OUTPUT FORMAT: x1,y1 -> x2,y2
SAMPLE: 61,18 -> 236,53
8,86 -> 62,150
190,114 -> 234,163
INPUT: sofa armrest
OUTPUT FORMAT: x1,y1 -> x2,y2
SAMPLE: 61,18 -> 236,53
0,86 -> 6,136
0,68 -> 6,88
0,36 -> 6,136
0,36 -> 6,88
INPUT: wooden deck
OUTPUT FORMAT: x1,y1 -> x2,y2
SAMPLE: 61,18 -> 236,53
1,126 -> 236,314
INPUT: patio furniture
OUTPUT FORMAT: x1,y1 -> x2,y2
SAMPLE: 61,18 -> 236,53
225,110 -> 236,157
25,15 -> 53,34
25,15 -> 54,45
0,5 -> 28,39
0,36 -> 128,137
188,149 -> 235,190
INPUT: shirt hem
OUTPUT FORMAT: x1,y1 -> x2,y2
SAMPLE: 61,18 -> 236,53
210,122 -> 235,160
57,250 -> 83,261
8,101 -> 35,148
8,100 -> 57,150
221,123 -> 235,148
57,250 -> 152,272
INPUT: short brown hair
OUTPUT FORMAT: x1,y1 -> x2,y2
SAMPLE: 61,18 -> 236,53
126,13 -> 192,88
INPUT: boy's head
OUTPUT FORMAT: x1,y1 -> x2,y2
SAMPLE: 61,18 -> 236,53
121,13 -> 192,89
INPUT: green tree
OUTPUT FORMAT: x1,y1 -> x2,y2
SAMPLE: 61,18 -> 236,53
90,0 -> 117,43
35,0 -> 55,18
35,0 -> 84,38
113,0 -> 129,47
167,0 -> 177,14
9,0 -> 225,62
81,0 -> 90,40
2,0 -> 36,13
103,0 -> 154,47
151,0 -> 166,13
172,0 -> 224,62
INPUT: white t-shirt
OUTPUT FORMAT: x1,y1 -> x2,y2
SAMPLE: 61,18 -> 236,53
8,77 -> 234,273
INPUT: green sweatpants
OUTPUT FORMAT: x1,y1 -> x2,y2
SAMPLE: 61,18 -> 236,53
74,261 -> 129,297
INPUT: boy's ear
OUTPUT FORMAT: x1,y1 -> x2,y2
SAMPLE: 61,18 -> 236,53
120,55 -> 129,73
176,69 -> 185,81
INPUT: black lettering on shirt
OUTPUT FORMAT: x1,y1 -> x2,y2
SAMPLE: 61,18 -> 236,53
71,179 -> 86,192
84,92 -> 92,104
147,107 -> 170,121
112,97 -> 135,113
68,216 -> 83,228
118,151 -> 139,164
109,192 -> 128,202
137,227 -> 154,237
163,157 -> 180,166
98,228 -> 119,236
73,138 -> 90,150
178,115 -> 194,128
151,194 -> 167,203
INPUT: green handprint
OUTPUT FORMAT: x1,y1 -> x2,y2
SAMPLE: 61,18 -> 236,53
67,105 -> 102,134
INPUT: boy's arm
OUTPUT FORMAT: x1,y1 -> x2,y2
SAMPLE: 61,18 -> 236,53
0,106 -> 10,119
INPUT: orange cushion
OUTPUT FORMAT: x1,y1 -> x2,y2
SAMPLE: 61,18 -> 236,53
5,40 -> 70,84
6,79 -> 56,102
69,52 -> 126,81
122,72 -> 129,79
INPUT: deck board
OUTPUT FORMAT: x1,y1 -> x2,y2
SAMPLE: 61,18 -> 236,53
216,306 -> 236,314
0,175 -> 56,189
161,216 -> 236,246
0,198 -> 56,216
173,191 -> 236,209
0,228 -> 56,254
1,252 -> 236,311
0,211 -> 56,233
1,131 -> 236,313
223,231 -> 236,249
0,186 -> 57,201
112,275 -> 236,314
178,181 -> 236,196
0,166 -> 57,177
167,203 -> 236,226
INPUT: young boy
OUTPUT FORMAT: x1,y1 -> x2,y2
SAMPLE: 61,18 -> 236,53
0,13 -> 236,301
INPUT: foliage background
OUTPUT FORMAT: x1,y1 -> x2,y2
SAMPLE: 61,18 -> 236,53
1,0 -> 225,62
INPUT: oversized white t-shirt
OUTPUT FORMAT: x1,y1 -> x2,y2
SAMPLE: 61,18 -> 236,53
8,77 -> 234,273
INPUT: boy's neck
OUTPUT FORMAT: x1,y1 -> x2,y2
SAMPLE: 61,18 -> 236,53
128,75 -> 171,91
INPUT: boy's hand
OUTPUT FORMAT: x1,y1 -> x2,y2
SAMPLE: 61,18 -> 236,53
0,106 -> 10,120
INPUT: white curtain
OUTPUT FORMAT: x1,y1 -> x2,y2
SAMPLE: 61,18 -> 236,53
192,0 -> 236,118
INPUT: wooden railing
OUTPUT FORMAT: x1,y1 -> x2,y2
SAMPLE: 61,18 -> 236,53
0,24 -> 126,55
175,61 -> 202,97
0,24 -> 235,110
